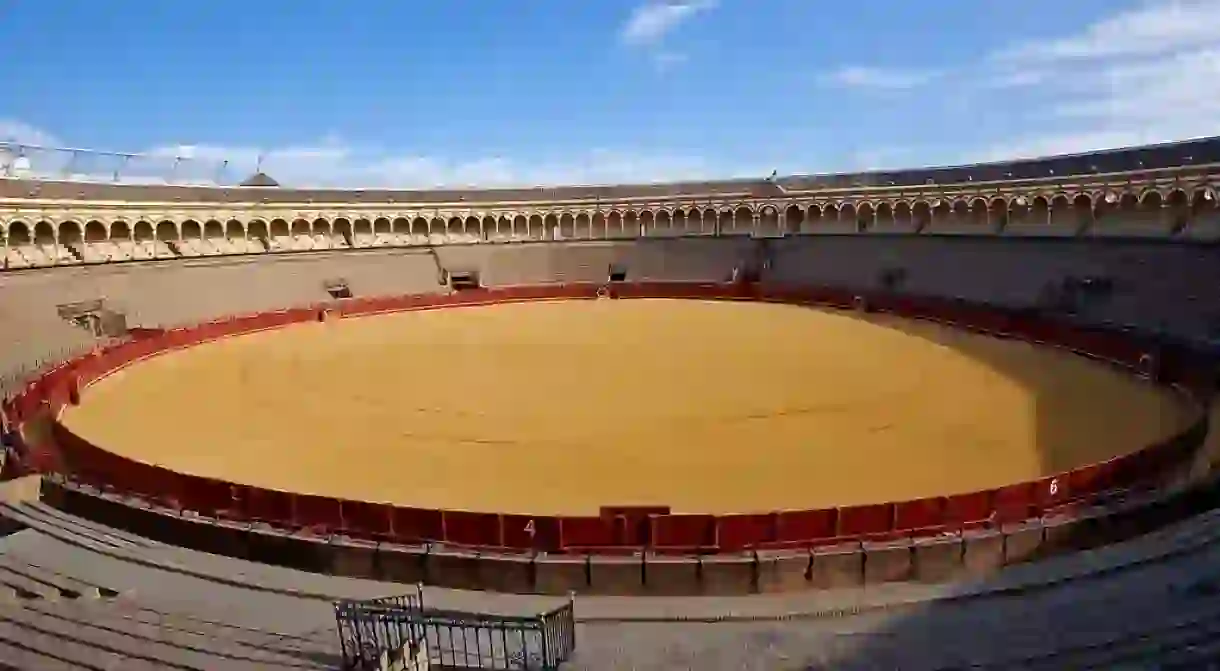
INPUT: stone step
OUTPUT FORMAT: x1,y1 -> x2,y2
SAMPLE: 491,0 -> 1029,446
0,555 -> 123,600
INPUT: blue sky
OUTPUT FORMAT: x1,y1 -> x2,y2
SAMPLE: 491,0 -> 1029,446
2,0 -> 1219,186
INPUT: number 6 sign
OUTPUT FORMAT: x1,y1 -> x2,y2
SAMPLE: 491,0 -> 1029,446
1048,478 -> 1059,497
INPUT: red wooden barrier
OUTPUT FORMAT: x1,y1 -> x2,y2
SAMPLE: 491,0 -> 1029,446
391,507 -> 444,543
943,491 -> 994,526
773,509 -> 836,546
993,482 -> 1036,522
245,487 -> 295,523
293,493 -> 344,533
715,513 -> 777,550
501,514 -> 560,552
650,514 -> 717,551
894,497 -> 946,531
838,503 -> 895,537
340,500 -> 393,540
442,510 -> 502,547
558,516 -> 618,549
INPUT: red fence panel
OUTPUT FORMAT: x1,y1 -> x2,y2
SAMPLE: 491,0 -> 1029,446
442,510 -> 502,547
559,516 -> 619,549
993,482 -> 1036,522
715,513 -> 777,551
244,487 -> 295,524
943,491 -> 994,525
293,494 -> 344,533
773,509 -> 837,545
341,501 -> 393,540
1033,475 -> 1071,508
391,507 -> 444,543
501,514 -> 561,552
650,514 -> 717,551
894,497 -> 946,531
838,503 -> 895,537
1068,461 -> 1118,498
178,476 -> 237,518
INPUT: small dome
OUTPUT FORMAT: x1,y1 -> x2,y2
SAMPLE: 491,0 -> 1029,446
239,171 -> 280,187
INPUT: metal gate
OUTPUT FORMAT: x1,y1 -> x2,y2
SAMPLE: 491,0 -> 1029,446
335,588 -> 576,671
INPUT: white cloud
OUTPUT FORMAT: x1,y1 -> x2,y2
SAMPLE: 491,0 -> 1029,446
620,1 -> 716,47
0,119 -> 60,147
996,0 -> 1220,62
965,0 -> 1220,160
821,66 -> 939,91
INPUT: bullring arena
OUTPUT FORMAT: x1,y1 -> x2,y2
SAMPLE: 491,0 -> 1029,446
2,138 -> 1220,668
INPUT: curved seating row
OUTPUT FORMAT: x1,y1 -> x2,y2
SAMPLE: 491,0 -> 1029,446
3,283 -> 1212,559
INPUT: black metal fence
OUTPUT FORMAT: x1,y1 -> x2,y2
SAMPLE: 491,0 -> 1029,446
335,586 -> 577,671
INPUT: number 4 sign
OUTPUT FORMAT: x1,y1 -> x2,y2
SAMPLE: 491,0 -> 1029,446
524,519 -> 536,538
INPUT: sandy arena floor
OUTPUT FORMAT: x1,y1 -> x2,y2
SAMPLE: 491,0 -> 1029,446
60,299 -> 1192,515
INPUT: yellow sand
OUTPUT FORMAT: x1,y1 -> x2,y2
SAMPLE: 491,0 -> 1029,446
60,299 -> 1192,515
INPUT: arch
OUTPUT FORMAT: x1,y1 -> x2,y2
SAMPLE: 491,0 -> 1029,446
83,220 -> 107,243
392,217 -> 411,236
7,221 -> 30,245
840,202 -> 858,225
606,211 -> 622,237
332,217 -> 353,241
893,201 -> 913,230
373,217 -> 392,238
543,213 -> 559,239
1072,193 -> 1094,231
56,220 -> 81,245
931,200 -> 951,228
988,198 -> 1009,230
672,209 -> 688,233
639,210 -> 655,236
875,202 -> 894,229
654,209 -> 672,235
224,219 -> 245,239
559,212 -> 576,239
266,219 -> 287,238
312,218 -> 331,236
622,211 -> 639,238
352,218 -> 372,238
854,202 -> 873,231
110,221 -> 131,241
911,201 -> 932,231
574,212 -> 591,239
291,218 -> 311,237
411,216 -> 429,238
731,205 -> 753,234
482,215 -> 497,241
969,198 -> 988,227
512,214 -> 528,238
590,212 -> 607,239
204,220 -> 224,240
528,214 -> 545,239
716,209 -> 733,235
756,205 -> 778,235
697,208 -> 714,234
154,220 -> 179,241
784,204 -> 804,234
464,215 -> 481,240
181,220 -> 203,240
133,221 -> 155,242
248,219 -> 269,240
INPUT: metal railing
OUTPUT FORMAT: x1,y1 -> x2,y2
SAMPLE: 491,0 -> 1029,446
334,586 -> 577,670
0,142 -> 234,186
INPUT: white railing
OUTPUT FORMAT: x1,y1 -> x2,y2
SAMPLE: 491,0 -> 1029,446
0,142 -> 234,186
